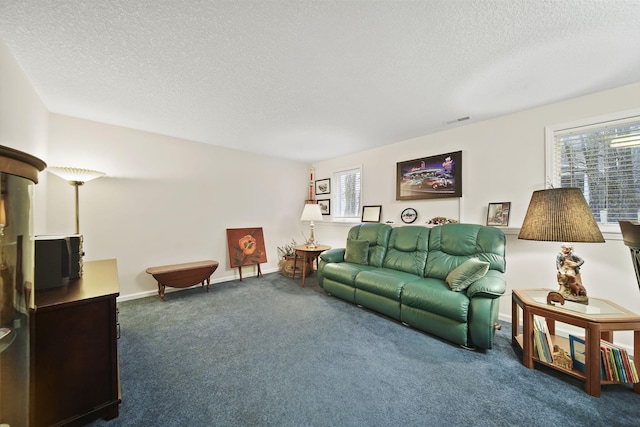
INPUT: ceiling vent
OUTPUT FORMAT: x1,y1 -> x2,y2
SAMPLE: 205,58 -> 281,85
444,116 -> 471,125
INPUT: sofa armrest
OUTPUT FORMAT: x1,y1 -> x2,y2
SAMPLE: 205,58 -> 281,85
320,248 -> 346,263
466,270 -> 506,299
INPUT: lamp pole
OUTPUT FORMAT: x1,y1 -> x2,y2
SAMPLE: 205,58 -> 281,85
71,181 -> 84,235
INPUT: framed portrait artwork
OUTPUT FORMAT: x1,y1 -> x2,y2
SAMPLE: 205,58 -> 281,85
361,205 -> 382,223
315,178 -> 331,195
487,202 -> 511,226
317,199 -> 331,215
396,151 -> 462,200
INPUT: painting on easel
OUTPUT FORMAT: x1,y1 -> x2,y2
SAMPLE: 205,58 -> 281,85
226,227 -> 267,280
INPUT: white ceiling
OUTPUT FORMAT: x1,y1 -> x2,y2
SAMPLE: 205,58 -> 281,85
1,1 -> 640,163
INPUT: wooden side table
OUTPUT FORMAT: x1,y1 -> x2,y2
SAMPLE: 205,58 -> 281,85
512,288 -> 640,397
292,244 -> 331,287
146,260 -> 219,300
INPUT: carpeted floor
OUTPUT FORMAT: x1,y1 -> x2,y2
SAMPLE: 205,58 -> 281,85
88,272 -> 639,427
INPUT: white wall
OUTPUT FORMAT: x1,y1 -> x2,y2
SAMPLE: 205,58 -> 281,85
314,82 -> 640,347
4,34 -> 640,346
0,39 -> 49,231
0,37 -> 314,301
45,114 -> 311,299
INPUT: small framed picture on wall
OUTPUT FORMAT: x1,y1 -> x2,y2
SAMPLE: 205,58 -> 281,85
317,199 -> 331,215
487,202 -> 511,226
362,205 -> 382,223
315,178 -> 331,195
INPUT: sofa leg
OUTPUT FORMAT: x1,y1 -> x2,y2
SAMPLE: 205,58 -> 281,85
494,323 -> 502,330
460,344 -> 476,351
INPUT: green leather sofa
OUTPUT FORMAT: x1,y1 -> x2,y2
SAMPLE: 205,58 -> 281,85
317,223 -> 506,349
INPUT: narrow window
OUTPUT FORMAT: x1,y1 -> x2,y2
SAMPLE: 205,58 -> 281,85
332,167 -> 362,220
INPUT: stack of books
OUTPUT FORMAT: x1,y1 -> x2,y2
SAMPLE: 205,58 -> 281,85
600,339 -> 639,383
569,334 -> 639,383
533,317 -> 554,363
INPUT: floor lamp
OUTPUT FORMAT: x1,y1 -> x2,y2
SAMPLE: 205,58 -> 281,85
48,167 -> 105,234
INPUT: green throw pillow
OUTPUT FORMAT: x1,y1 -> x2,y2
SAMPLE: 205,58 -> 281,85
446,258 -> 490,292
345,239 -> 369,265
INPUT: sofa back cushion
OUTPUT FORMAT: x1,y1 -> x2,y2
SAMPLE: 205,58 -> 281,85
347,223 -> 392,267
425,223 -> 506,280
382,226 -> 430,276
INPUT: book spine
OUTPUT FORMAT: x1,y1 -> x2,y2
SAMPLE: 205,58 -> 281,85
541,320 -> 555,359
535,318 -> 552,362
614,347 -> 628,383
533,319 -> 548,362
600,349 -> 607,380
619,348 -> 637,383
600,344 -> 613,381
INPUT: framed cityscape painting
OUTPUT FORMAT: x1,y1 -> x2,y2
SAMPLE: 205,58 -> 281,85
396,151 -> 462,200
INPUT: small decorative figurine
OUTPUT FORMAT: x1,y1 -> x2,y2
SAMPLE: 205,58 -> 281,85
552,345 -> 573,370
556,243 -> 588,303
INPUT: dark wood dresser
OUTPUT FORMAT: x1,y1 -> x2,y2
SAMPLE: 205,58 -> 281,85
30,259 -> 121,426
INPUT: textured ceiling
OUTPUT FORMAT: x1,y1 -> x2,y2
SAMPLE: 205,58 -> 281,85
1,1 -> 640,163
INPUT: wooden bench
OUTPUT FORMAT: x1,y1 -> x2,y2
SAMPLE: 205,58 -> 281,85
146,260 -> 219,300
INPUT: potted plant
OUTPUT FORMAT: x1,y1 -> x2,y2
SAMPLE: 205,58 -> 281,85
277,239 -> 312,278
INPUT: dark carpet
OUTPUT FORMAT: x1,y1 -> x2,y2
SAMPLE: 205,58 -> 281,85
88,272 -> 639,427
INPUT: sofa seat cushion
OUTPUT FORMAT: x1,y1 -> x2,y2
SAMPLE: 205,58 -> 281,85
355,268 -> 421,300
322,262 -> 375,286
401,278 -> 470,323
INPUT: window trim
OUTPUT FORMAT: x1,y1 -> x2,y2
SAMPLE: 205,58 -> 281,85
545,107 -> 640,234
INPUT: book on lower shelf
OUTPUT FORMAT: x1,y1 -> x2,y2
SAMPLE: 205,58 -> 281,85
569,335 -> 586,372
568,334 -> 639,383
533,317 -> 551,363
532,316 -> 560,364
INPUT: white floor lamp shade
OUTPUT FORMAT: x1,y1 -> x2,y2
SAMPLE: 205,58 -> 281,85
48,167 -> 106,234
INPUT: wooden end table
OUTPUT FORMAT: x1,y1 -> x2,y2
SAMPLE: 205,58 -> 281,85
292,244 -> 331,287
146,260 -> 219,300
512,288 -> 640,397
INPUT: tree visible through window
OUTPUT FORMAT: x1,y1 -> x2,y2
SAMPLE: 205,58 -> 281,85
548,113 -> 640,224
332,167 -> 361,219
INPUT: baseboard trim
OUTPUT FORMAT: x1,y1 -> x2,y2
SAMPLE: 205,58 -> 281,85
118,266 -> 280,302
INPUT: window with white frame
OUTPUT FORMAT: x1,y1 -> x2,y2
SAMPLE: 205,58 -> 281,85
332,167 -> 362,220
546,111 -> 640,225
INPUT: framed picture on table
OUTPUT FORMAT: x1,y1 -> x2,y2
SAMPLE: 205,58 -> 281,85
487,202 -> 511,226
569,335 -> 586,373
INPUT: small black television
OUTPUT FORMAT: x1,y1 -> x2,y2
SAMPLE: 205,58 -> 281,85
34,235 -> 83,290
